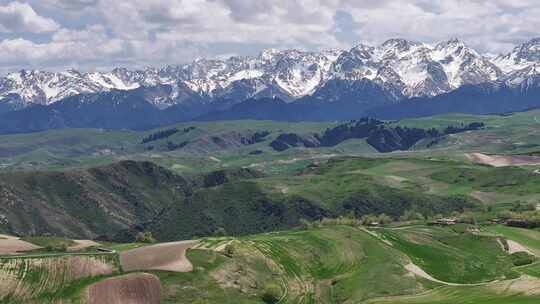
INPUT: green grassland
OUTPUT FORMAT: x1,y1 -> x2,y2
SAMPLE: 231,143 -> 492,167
2,109 -> 540,174
483,225 -> 540,255
379,226 -> 517,283
3,224 -> 540,303
0,253 -> 121,303
4,110 -> 540,302
3,152 -> 540,241
20,236 -> 75,252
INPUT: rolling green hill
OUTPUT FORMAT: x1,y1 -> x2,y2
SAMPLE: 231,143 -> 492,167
3,224 -> 540,303
2,109 -> 540,173
4,110 -> 540,303
1,157 -> 485,242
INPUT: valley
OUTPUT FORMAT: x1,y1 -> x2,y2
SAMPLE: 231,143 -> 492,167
3,106 -> 540,303
2,224 -> 540,303
4,2 -> 540,303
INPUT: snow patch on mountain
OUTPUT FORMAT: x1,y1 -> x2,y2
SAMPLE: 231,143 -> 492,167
2,38 -> 540,109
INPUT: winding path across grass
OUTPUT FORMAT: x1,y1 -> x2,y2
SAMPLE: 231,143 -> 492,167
404,263 -> 496,286
119,240 -> 199,272
361,228 -> 500,286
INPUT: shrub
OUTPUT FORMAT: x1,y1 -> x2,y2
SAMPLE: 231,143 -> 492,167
399,210 -> 425,221
135,231 -> 156,243
224,244 -> 235,257
509,252 -> 536,266
377,214 -> 393,225
261,282 -> 282,304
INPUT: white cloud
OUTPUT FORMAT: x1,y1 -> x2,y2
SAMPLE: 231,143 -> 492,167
1,0 -> 540,72
0,1 -> 59,33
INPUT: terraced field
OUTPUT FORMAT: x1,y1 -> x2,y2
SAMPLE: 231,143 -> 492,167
1,224 -> 540,303
194,226 -> 424,304
0,254 -> 119,303
188,224 -> 540,303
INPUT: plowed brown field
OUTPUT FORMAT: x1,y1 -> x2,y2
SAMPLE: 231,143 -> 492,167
87,273 -> 160,304
119,240 -> 198,272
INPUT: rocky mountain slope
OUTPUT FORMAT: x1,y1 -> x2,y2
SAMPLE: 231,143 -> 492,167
2,38 -> 539,109
1,38 -> 540,132
0,159 -> 476,241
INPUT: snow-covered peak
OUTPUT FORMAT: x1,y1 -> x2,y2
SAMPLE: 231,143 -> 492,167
3,38 -> 540,109
431,39 -> 500,88
434,38 -> 466,50
380,38 -> 424,52
493,37 -> 540,73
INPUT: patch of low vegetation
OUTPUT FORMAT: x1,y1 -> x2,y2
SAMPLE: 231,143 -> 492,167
0,254 -> 120,303
21,236 -> 75,252
135,232 -> 156,244
379,226 -> 517,283
509,252 -> 536,266
484,225 -> 540,256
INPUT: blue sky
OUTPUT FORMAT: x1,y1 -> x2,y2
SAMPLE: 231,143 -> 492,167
0,0 -> 538,72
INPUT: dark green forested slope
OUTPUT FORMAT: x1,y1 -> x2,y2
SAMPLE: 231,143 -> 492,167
0,159 -> 478,241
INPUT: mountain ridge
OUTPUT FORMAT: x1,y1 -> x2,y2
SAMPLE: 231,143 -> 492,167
3,37 -> 540,109
2,37 -> 540,133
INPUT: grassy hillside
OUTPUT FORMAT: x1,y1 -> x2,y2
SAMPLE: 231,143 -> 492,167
379,226 -> 516,283
2,224 -> 540,303
0,254 -> 120,303
2,109 -> 540,173
1,157 -> 483,241
5,154 -> 540,241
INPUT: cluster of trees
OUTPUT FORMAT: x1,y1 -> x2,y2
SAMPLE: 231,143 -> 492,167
270,118 -> 485,153
498,209 -> 540,228
140,126 -> 196,144
319,118 -> 384,146
299,212 -> 421,229
167,140 -> 189,151
443,122 -> 485,135
509,201 -> 537,212
240,131 -> 271,145
141,127 -> 180,144
269,133 -> 320,151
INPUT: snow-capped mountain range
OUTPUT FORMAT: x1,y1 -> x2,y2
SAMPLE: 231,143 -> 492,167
2,38 -> 540,110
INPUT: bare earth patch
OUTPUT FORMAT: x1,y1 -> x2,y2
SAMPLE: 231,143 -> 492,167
120,240 -> 198,272
0,255 -> 115,301
405,263 -> 492,286
68,239 -> 101,252
469,191 -> 503,203
489,277 -> 540,296
465,152 -> 540,167
87,273 -> 161,304
507,240 -> 534,255
0,234 -> 41,255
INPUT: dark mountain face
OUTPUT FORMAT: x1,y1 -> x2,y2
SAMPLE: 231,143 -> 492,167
366,82 -> 540,120
0,90 -> 168,134
0,160 -> 328,241
0,159 -> 476,241
199,79 -> 396,122
0,74 -> 540,134
1,38 -> 540,134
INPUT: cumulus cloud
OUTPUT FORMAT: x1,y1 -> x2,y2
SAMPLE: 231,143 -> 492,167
47,0 -> 97,10
1,0 -> 540,72
0,1 -> 59,33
